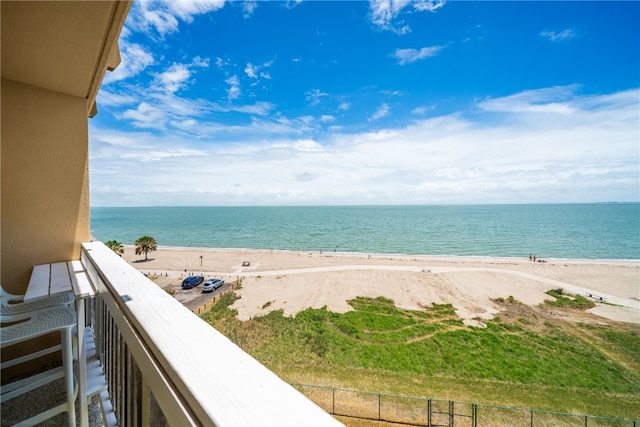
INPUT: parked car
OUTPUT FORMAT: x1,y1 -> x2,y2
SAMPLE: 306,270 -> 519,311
181,276 -> 204,289
202,278 -> 224,293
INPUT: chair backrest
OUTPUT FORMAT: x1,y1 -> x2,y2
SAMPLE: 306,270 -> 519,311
0,284 -> 24,305
0,284 -> 74,316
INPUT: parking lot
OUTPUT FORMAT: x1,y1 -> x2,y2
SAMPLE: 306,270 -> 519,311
150,274 -> 235,311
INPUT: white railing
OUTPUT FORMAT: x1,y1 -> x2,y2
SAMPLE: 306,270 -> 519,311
80,241 -> 342,426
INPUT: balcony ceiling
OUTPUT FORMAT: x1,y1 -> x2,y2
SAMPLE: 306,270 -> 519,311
1,1 -> 128,99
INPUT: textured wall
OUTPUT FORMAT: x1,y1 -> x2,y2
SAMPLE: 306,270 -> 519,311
1,79 -> 90,294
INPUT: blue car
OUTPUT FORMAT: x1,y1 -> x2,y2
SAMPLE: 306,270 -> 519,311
181,276 -> 204,289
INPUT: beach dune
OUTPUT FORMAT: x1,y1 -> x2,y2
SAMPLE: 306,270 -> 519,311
121,246 -> 640,325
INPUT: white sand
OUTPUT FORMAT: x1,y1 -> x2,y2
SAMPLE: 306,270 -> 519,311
122,246 -> 640,325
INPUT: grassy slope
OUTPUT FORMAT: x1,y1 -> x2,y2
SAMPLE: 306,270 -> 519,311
201,292 -> 640,420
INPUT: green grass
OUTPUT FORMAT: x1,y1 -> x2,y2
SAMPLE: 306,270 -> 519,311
201,294 -> 640,420
545,288 -> 595,309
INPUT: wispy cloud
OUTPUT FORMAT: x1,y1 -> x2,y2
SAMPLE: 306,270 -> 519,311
103,38 -> 154,84
369,103 -> 391,121
411,105 -> 435,115
413,0 -> 446,13
91,87 -> 639,206
129,0 -> 227,36
152,63 -> 192,94
369,0 -> 445,33
540,28 -> 578,42
392,45 -> 445,65
226,75 -> 241,100
96,90 -> 139,108
478,85 -> 580,114
306,89 -> 329,106
244,61 -> 273,80
119,102 -> 167,129
241,1 -> 258,18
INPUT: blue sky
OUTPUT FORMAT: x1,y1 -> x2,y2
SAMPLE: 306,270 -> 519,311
90,0 -> 639,207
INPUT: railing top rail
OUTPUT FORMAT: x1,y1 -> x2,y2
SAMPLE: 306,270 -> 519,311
82,241 -> 342,427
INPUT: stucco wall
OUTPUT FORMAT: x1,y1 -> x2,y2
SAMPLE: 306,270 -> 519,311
1,79 -> 90,294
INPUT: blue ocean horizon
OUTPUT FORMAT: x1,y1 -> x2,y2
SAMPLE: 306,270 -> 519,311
90,204 -> 640,261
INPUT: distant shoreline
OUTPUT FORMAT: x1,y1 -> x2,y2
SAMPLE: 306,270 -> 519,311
120,244 -> 640,264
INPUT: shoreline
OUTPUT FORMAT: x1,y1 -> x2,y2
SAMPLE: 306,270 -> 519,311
119,244 -> 640,325
124,244 -> 640,264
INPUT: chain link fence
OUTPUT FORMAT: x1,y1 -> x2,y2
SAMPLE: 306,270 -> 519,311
291,383 -> 639,427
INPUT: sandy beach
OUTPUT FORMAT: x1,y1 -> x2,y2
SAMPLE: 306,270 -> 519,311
122,246 -> 640,326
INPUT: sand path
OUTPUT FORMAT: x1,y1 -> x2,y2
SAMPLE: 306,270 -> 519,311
122,246 -> 640,325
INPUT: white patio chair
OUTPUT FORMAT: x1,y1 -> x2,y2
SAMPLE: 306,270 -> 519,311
1,283 -> 74,316
1,305 -> 77,426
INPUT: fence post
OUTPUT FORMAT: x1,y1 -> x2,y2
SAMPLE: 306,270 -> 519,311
449,400 -> 454,427
378,393 -> 381,421
530,409 -> 534,427
472,403 -> 477,427
332,387 -> 335,415
427,398 -> 432,427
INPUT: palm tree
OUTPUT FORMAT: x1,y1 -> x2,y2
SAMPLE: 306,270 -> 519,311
105,240 -> 124,256
134,235 -> 157,261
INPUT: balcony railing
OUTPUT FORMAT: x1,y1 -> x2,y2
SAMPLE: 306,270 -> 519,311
80,241 -> 341,426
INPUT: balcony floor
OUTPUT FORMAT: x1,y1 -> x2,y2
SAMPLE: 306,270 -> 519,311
1,362 -> 104,426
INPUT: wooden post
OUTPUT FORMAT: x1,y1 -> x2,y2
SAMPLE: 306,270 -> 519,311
332,387 -> 335,414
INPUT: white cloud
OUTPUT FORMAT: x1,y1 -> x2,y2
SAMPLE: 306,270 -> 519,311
369,103 -> 391,121
153,63 -> 191,94
413,0 -> 446,12
91,87 -> 639,206
294,139 -> 324,152
103,41 -> 155,84
119,102 -> 167,129
166,0 -> 226,22
478,85 -> 580,114
241,1 -> 258,18
215,57 -> 232,69
245,63 -> 258,79
96,90 -> 138,107
306,89 -> 329,106
392,46 -> 445,65
369,0 -> 445,33
411,105 -> 435,115
226,75 -> 241,100
192,56 -> 210,68
244,61 -> 272,80
540,28 -> 578,42
230,101 -> 275,115
130,0 -> 226,36
131,2 -> 178,35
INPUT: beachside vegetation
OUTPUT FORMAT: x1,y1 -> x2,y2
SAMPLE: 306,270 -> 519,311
545,288 -> 596,309
105,240 -> 124,256
201,293 -> 640,421
134,235 -> 157,261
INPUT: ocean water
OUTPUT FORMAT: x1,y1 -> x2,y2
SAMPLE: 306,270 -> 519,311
90,204 -> 640,260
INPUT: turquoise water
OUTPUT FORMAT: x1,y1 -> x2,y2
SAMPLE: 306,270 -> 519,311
90,204 -> 640,260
